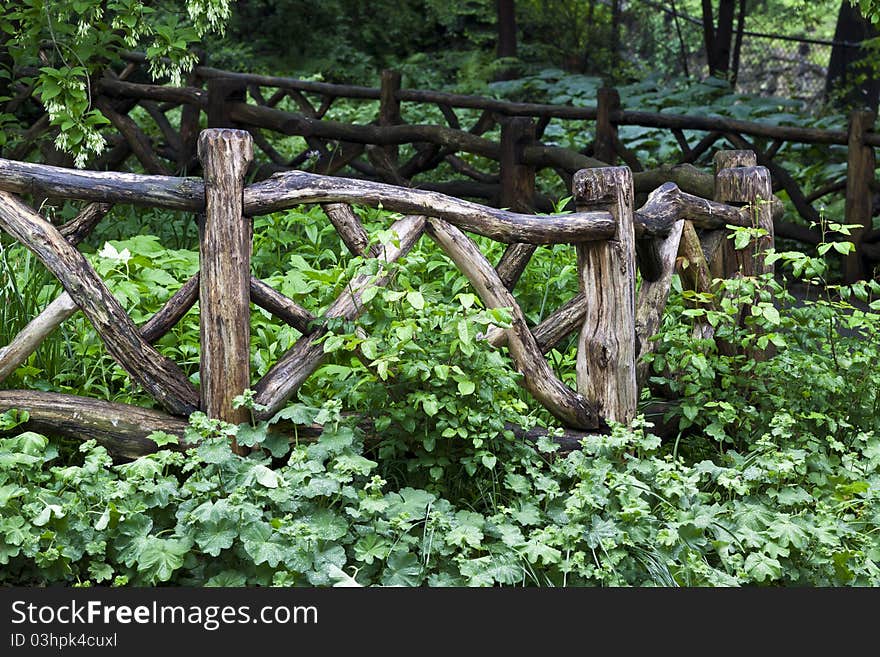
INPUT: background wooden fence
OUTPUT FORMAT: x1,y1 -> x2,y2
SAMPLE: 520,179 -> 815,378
7,55 -> 878,280
0,126 -> 773,459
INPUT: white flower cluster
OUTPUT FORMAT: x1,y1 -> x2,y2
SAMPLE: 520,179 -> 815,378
148,52 -> 198,88
186,0 -> 231,35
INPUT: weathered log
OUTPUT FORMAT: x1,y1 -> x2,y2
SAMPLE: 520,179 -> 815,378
249,277 -> 315,334
197,129 -> 254,452
426,216 -> 597,429
438,104 -> 461,130
0,389 -> 593,460
0,156 -> 721,229
635,220 -> 684,390
496,117 -> 538,290
714,163 -> 774,278
634,182 -> 750,237
521,144 -> 605,172
0,157 -> 205,210
248,127 -> 288,166
633,184 -> 679,281
445,154 -> 498,183
243,171 -> 615,244
140,273 -> 201,344
0,390 -> 191,460
725,133 -> 820,226
253,215 -> 426,419
805,178 -> 847,204
0,192 -> 199,415
633,164 -> 715,198
227,102 -> 502,159
0,293 -> 78,384
207,78 -> 247,129
680,131 -> 723,164
320,203 -> 375,257
573,167 -> 637,426
6,114 -> 51,161
844,110 -> 876,282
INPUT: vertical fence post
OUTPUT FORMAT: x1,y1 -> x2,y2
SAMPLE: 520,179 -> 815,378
178,50 -> 206,170
198,129 -> 254,455
206,78 -> 247,129
572,166 -> 637,425
499,116 -> 536,212
594,87 -> 620,165
713,150 -> 774,279
845,109 -> 876,283
379,69 -> 402,167
495,117 -> 538,289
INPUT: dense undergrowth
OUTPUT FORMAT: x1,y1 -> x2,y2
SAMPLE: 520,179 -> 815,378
1,197 -> 879,586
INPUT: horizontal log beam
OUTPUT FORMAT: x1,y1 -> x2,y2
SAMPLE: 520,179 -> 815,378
0,157 -> 205,210
617,109 -> 848,145
0,390 -> 594,460
244,171 -> 615,244
97,78 -> 206,107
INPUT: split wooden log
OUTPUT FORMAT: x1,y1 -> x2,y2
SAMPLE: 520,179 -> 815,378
197,129 -> 254,452
573,167 -> 637,426
426,216 -> 597,429
253,215 -> 426,419
635,220 -> 685,390
0,192 -> 199,415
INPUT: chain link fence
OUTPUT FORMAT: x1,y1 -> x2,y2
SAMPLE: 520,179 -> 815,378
626,0 -> 859,110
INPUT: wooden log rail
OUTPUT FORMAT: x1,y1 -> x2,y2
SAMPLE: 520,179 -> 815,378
0,146 -> 779,458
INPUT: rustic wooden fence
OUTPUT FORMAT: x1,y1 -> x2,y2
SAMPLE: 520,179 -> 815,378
6,55 -> 876,278
0,127 -> 772,459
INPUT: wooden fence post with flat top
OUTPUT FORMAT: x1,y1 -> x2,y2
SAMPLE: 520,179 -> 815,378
197,128 -> 254,454
572,166 -> 637,425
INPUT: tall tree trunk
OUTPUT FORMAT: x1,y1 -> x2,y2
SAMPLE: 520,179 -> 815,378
701,0 -> 738,78
826,1 -> 879,113
495,0 -> 518,81
730,0 -> 747,87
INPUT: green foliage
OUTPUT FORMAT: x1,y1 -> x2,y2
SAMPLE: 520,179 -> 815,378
1,0 -> 230,165
2,202 -> 880,587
